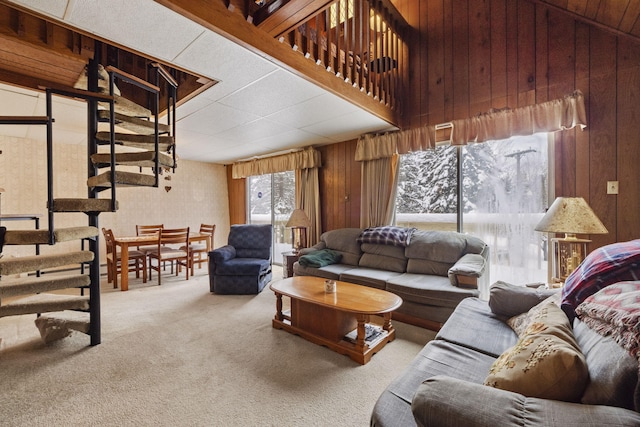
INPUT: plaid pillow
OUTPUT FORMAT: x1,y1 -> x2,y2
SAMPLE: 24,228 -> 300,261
357,226 -> 416,247
561,239 -> 640,321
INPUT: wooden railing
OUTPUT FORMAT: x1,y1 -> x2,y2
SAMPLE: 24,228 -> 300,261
275,0 -> 408,112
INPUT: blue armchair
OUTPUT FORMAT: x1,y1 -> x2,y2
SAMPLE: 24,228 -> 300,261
208,224 -> 273,294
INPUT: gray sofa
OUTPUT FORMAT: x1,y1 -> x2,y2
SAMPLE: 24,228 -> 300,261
293,227 -> 489,330
371,283 -> 640,427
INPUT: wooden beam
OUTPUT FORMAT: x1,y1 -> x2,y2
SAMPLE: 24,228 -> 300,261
257,0 -> 333,37
154,0 -> 398,126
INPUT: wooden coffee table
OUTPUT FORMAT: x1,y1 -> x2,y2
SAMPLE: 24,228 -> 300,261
270,276 -> 402,365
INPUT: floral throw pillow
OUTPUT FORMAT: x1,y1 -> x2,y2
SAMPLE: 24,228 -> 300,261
507,293 -> 561,337
485,302 -> 589,402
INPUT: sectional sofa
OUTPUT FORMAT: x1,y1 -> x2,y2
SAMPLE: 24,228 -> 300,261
293,227 -> 490,330
371,281 -> 640,426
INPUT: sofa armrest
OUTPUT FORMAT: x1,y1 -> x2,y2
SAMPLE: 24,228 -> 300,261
412,376 -> 640,427
448,253 -> 486,288
211,245 -> 236,264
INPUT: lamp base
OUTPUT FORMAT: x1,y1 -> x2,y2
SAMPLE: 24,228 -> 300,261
551,237 -> 590,282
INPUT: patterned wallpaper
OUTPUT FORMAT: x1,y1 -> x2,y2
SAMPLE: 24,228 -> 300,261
0,135 -> 230,262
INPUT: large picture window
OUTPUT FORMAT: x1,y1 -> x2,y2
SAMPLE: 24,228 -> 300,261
395,133 -> 551,283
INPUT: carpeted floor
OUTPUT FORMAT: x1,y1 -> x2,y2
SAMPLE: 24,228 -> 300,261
0,267 -> 435,426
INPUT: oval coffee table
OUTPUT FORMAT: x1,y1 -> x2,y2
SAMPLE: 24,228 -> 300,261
270,276 -> 402,365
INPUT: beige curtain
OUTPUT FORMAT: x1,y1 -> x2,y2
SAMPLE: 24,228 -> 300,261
360,154 -> 399,228
231,147 -> 321,246
355,90 -> 587,161
232,147 -> 321,178
295,167 -> 321,246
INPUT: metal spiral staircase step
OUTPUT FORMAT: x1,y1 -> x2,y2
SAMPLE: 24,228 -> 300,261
51,198 -> 118,213
0,274 -> 90,299
97,110 -> 171,135
87,171 -> 157,188
3,227 -> 99,246
98,94 -> 152,118
0,251 -> 94,276
90,151 -> 175,168
0,293 -> 89,318
95,132 -> 174,151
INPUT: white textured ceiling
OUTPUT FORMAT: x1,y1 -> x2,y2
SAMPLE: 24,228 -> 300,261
3,0 -> 395,164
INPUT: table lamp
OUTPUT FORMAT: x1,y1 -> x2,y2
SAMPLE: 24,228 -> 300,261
535,197 -> 608,284
286,209 -> 311,254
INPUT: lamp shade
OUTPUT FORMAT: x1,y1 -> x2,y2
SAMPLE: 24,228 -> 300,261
286,209 -> 311,228
535,197 -> 608,236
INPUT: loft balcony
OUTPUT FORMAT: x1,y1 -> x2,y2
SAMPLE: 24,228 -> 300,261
159,0 -> 410,127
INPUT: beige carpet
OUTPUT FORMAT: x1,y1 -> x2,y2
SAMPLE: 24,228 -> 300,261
0,267 -> 435,427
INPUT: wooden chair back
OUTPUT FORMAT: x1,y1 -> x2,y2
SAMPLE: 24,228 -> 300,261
102,227 -> 115,258
160,227 -> 190,246
199,223 -> 216,251
137,224 -> 163,236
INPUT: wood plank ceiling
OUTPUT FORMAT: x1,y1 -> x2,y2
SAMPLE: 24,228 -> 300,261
529,0 -> 640,41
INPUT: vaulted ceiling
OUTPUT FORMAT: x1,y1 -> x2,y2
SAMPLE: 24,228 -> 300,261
2,0 -> 640,164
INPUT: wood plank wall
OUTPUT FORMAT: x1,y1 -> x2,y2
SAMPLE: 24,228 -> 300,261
227,0 -> 640,248
385,0 -> 640,249
317,139 -> 362,231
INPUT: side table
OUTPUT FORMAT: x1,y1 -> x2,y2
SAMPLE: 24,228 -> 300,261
282,251 -> 300,278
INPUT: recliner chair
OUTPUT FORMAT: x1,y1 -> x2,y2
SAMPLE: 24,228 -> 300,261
208,224 -> 273,294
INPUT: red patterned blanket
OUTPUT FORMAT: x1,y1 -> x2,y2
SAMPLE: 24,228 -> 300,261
575,281 -> 640,357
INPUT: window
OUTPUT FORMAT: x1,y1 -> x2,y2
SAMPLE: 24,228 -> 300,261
395,134 -> 551,283
247,171 -> 296,263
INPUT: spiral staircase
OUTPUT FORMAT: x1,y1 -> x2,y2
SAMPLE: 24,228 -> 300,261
0,55 -> 177,346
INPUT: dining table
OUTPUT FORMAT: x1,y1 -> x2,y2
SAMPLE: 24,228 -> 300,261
113,232 -> 210,291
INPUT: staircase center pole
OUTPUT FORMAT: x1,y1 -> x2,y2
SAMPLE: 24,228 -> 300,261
87,47 -> 101,346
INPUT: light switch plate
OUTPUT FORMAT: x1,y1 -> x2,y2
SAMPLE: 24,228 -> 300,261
607,181 -> 619,194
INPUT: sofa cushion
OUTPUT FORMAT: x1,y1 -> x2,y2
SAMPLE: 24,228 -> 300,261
293,263 -> 355,280
405,230 -> 485,263
215,258 -> 271,276
386,273 -> 478,308
412,376 -> 640,427
574,319 -> 640,411
436,298 -> 518,358
386,339 -> 497,405
319,228 -> 363,266
485,303 -> 588,402
405,230 -> 465,263
488,281 -> 559,318
395,300 -> 457,325
339,268 -> 402,290
406,258 -> 451,277
359,243 -> 408,273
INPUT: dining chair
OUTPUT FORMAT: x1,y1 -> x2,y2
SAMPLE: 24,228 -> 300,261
102,228 -> 147,289
148,227 -> 190,285
181,223 -> 216,275
136,224 -> 166,274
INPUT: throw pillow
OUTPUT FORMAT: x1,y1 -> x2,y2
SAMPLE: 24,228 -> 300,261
489,281 -> 559,318
561,239 -> 640,321
507,293 -> 561,337
485,303 -> 588,402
